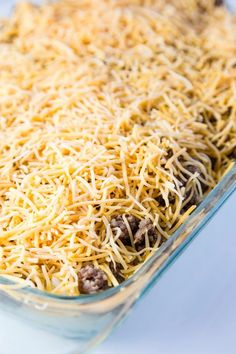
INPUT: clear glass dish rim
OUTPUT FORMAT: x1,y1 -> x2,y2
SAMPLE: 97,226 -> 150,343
0,164 -> 235,304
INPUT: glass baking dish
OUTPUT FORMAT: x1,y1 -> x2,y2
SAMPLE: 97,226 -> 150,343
0,1 -> 235,353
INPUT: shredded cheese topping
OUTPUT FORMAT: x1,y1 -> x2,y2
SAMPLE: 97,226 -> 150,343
0,0 -> 235,295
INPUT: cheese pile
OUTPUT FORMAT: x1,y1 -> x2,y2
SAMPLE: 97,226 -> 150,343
0,0 -> 235,295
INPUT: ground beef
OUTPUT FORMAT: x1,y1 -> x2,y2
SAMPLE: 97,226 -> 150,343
78,265 -> 108,294
156,194 -> 176,207
229,147 -> 236,160
131,257 -> 140,266
109,262 -> 125,284
182,188 -> 200,212
110,214 -> 140,245
110,216 -> 160,252
210,157 -> 217,169
183,164 -> 208,193
166,148 -> 173,159
181,165 -> 202,211
185,164 -> 202,176
134,219 -> 159,251
214,0 -> 224,6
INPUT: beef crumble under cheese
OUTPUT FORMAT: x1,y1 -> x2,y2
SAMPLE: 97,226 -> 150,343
0,0 -> 235,295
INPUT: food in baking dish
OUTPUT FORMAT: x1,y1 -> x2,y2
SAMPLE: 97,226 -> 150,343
0,0 -> 235,295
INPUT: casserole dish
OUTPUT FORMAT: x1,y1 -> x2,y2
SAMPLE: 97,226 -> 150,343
0,1 -> 235,353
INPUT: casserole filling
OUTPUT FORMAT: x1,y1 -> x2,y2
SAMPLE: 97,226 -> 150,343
0,0 -> 235,295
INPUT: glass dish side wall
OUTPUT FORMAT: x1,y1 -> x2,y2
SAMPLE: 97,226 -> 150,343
0,165 -> 235,353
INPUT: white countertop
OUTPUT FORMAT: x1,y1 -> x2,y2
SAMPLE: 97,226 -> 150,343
0,191 -> 235,354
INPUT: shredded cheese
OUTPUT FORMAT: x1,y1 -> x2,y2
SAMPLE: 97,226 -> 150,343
0,0 -> 235,295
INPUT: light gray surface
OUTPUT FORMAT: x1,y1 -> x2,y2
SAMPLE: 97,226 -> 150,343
0,0 -> 236,353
